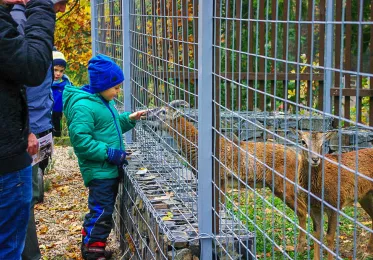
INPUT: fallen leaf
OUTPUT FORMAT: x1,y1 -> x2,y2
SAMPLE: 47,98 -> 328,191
35,205 -> 47,210
274,245 -> 295,252
39,225 -> 48,234
46,243 -> 56,249
162,211 -> 173,221
57,186 -> 69,193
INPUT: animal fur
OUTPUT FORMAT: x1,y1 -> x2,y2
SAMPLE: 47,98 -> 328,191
145,100 -> 309,252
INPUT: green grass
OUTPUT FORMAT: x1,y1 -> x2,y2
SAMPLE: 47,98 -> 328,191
224,188 -> 371,259
44,158 -> 55,175
44,178 -> 52,192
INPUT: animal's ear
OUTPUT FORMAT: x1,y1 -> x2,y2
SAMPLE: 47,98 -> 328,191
169,100 -> 190,109
290,128 -> 303,137
324,131 -> 336,141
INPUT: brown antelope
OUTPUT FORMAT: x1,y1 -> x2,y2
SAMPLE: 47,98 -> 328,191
298,131 -> 373,260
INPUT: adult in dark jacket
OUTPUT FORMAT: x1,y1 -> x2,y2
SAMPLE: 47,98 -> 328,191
11,0 -> 67,260
0,0 -> 55,258
10,1 -> 67,259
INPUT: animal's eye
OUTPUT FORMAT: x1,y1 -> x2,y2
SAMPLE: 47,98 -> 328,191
301,140 -> 307,146
162,110 -> 166,114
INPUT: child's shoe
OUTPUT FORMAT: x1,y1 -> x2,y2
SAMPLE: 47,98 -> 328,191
81,245 -> 113,260
81,230 -> 113,260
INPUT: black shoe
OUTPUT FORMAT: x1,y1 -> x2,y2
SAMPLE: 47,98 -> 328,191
81,245 -> 113,260
104,250 -> 113,259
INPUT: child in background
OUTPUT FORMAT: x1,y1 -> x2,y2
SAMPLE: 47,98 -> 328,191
52,50 -> 71,137
63,54 -> 146,260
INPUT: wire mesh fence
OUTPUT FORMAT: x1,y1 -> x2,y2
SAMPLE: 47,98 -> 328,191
90,0 -> 373,259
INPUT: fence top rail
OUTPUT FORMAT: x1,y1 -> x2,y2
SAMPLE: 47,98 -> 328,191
132,71 -> 325,81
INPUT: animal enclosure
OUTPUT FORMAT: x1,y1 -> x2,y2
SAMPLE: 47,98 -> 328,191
91,0 -> 373,259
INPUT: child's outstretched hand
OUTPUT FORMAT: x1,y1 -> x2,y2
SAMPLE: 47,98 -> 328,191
129,110 -> 147,121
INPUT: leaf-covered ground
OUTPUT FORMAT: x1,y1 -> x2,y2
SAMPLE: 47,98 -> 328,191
35,146 -> 122,259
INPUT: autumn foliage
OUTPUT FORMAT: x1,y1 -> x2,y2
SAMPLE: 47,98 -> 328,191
54,0 -> 92,85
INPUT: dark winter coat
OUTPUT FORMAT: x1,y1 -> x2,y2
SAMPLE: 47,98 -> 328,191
0,0 -> 55,174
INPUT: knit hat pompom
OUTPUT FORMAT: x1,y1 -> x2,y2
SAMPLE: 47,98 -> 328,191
53,50 -> 67,68
88,54 -> 124,93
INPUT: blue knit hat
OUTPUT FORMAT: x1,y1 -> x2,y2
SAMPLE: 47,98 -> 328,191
88,54 -> 124,93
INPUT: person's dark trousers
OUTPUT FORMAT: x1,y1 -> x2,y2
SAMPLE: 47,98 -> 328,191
52,111 -> 63,137
22,130 -> 51,260
82,178 -> 119,246
22,164 -> 41,260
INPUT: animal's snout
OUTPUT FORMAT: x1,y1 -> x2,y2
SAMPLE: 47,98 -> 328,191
311,157 -> 320,164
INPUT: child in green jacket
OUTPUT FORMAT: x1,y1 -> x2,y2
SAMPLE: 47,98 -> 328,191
63,54 -> 146,260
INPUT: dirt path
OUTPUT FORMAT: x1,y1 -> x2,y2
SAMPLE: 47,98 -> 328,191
35,146 -> 122,259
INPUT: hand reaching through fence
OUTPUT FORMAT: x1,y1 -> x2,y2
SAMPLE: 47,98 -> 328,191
129,110 -> 147,121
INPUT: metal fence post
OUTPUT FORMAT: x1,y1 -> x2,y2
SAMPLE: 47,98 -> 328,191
198,0 -> 213,258
123,0 -> 132,142
323,0 -> 334,114
90,0 -> 97,56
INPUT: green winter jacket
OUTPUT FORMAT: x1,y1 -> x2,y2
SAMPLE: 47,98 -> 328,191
63,85 -> 136,186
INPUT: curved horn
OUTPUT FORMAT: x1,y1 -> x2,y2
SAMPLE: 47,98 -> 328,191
169,100 -> 190,108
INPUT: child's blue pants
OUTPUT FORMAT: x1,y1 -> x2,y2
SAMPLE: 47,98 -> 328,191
83,178 -> 118,246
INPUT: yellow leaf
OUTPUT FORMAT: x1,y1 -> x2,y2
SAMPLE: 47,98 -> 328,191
35,204 -> 47,210
57,186 -> 69,193
39,225 -> 48,234
69,225 -> 82,233
162,211 -> 174,221
288,89 -> 295,98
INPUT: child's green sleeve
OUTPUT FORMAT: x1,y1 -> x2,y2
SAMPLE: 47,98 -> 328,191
119,112 -> 137,134
68,105 -> 108,161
